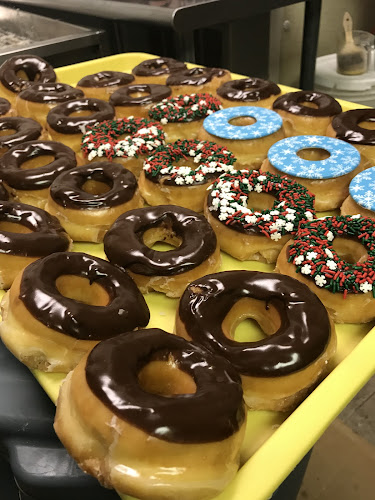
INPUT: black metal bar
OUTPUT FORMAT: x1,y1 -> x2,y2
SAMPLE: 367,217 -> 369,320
299,0 -> 322,89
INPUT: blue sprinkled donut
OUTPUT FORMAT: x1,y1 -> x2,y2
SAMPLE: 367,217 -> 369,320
349,167 -> 375,212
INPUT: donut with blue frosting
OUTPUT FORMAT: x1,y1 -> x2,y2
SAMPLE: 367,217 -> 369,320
341,166 -> 375,219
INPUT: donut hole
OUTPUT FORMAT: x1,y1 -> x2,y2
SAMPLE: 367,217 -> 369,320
55,275 -> 110,306
138,358 -> 197,396
16,70 -> 38,81
297,147 -> 330,161
143,226 -> 182,251
223,297 -> 281,343
247,191 -> 277,211
69,110 -> 94,118
0,128 -> 16,137
332,237 -> 368,264
20,154 -> 55,170
229,116 -> 256,126
82,179 -> 111,195
358,120 -> 375,131
0,221 -> 32,233
129,90 -> 150,98
300,101 -> 319,109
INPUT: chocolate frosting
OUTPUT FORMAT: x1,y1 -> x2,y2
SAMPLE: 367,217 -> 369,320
0,117 -> 42,151
18,82 -> 84,104
104,205 -> 217,276
0,201 -> 70,256
0,141 -> 77,190
110,83 -> 171,107
273,91 -> 342,117
19,252 -> 150,340
0,181 -> 9,201
85,328 -> 245,443
0,55 -> 56,93
166,67 -> 229,86
46,98 -> 115,134
178,270 -> 332,377
50,161 -> 138,210
77,71 -> 134,88
331,109 -> 375,145
0,97 -> 11,116
217,78 -> 281,102
132,57 -> 187,77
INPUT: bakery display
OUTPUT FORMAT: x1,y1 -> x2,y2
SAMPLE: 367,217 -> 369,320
110,83 -> 172,118
16,82 -> 84,128
276,215 -> 375,323
263,135 -> 364,211
104,205 -> 221,297
0,55 -> 56,106
46,161 -> 143,242
176,270 -> 336,411
54,328 -> 246,500
217,77 -> 281,108
0,140 -> 77,208
0,251 -> 150,372
80,117 -> 165,177
341,167 -> 375,219
148,93 -> 222,142
273,90 -> 342,136
166,66 -> 231,96
76,71 -> 135,100
205,169 -> 315,263
132,57 -> 187,84
0,117 -> 43,157
198,106 -> 284,168
327,108 -> 375,164
139,139 -> 236,212
0,201 -> 71,289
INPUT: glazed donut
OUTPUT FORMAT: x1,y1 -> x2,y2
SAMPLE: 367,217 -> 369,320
0,201 -> 71,289
132,57 -> 187,85
263,135 -> 364,211
0,55 -> 56,106
139,139 -> 236,212
110,83 -> 171,119
176,270 -> 336,411
46,162 -> 143,242
273,90 -> 342,137
76,71 -> 135,100
148,93 -> 222,142
0,140 -> 77,209
276,215 -> 375,323
341,167 -> 375,219
46,98 -> 115,153
217,78 -> 281,109
0,251 -> 149,372
0,117 -> 42,157
0,97 -> 13,117
198,106 -> 284,168
166,67 -> 231,97
80,117 -> 165,177
54,328 -> 246,500
327,108 -> 375,164
205,169 -> 315,263
16,82 -> 84,128
104,205 -> 221,297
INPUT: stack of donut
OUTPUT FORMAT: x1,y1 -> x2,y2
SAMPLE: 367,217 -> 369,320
0,52 -> 371,500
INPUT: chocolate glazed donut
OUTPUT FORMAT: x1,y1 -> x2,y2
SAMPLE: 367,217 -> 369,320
19,252 -> 150,340
273,91 -> 342,117
0,97 -> 11,116
86,328 -> 245,443
0,182 -> 9,201
218,78 -> 281,103
18,82 -> 84,104
178,270 -> 332,377
104,205 -> 217,276
132,57 -> 187,77
0,141 -> 77,190
166,67 -> 228,87
0,55 -> 56,93
110,84 -> 171,107
331,109 -> 375,145
77,71 -> 134,88
0,117 -> 42,152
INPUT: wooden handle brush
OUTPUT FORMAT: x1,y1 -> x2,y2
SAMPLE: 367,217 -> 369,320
337,12 -> 367,75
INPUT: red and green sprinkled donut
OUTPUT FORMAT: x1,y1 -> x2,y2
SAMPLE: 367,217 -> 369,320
205,169 -> 315,263
138,139 -> 236,212
148,93 -> 222,143
276,215 -> 375,323
80,117 -> 165,177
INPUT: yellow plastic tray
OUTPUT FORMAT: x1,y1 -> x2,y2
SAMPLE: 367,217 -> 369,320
23,52 -> 375,500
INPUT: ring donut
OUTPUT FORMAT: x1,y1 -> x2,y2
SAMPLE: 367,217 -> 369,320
0,140 -> 77,208
341,167 -> 375,219
273,90 -> 342,136
139,139 -> 236,212
104,205 -> 221,297
205,169 -> 315,263
0,251 -> 149,372
76,71 -> 135,100
217,78 -> 281,108
176,270 -> 336,411
0,117 -> 42,157
132,57 -> 187,85
276,215 -> 375,323
110,83 -> 171,118
46,161 -> 143,242
0,97 -> 12,117
54,328 -> 246,500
